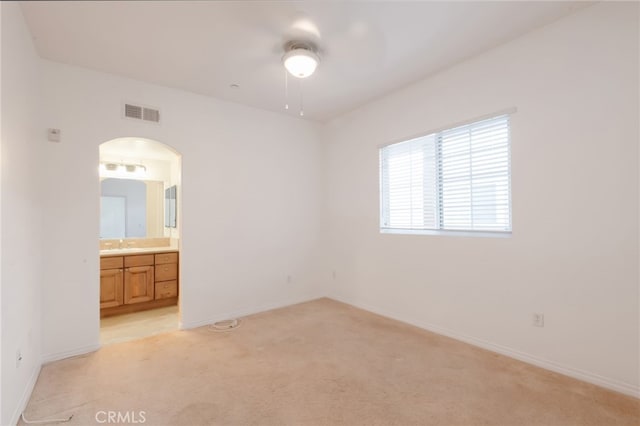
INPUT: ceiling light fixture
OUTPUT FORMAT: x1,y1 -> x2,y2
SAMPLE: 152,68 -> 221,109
282,45 -> 319,79
282,42 -> 319,117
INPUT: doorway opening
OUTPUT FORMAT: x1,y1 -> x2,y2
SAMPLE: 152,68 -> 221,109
98,137 -> 182,345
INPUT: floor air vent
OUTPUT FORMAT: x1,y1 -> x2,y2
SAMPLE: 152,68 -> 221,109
123,103 -> 160,123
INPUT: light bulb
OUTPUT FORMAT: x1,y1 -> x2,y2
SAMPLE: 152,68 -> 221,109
283,48 -> 319,78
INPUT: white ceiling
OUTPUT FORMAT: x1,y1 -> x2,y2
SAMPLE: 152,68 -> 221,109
21,1 -> 590,122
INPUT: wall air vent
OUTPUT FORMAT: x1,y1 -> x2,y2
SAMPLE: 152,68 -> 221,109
143,107 -> 160,123
123,103 -> 160,124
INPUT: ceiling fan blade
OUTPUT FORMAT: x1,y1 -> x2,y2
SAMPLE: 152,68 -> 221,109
322,20 -> 387,77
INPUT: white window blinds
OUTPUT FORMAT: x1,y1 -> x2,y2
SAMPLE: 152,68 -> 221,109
380,114 -> 511,233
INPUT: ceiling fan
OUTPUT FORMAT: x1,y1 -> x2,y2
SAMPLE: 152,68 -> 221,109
282,41 -> 320,79
258,7 -> 383,117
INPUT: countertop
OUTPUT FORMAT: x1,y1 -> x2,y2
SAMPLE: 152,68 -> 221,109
100,246 -> 178,257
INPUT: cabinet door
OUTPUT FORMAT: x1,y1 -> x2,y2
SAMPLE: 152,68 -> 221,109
100,268 -> 123,309
124,265 -> 155,304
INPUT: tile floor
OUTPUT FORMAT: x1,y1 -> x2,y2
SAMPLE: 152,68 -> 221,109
100,305 -> 179,345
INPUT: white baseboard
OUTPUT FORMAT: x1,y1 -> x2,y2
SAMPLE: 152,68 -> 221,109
9,363 -> 42,426
180,293 -> 324,330
328,295 -> 640,399
41,343 -> 101,364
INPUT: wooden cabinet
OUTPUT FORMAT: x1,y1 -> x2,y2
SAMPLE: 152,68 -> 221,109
100,256 -> 124,309
100,268 -> 123,309
125,254 -> 155,267
122,254 -> 155,304
155,280 -> 178,299
153,252 -> 178,301
155,263 -> 177,282
155,252 -> 178,265
100,250 -> 178,317
101,256 -> 123,270
124,265 -> 154,304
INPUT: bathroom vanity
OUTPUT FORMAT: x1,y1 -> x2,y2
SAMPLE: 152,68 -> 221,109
100,248 -> 179,317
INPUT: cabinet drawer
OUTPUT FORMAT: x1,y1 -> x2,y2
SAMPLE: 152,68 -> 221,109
155,280 -> 178,299
100,256 -> 123,270
125,254 -> 155,267
155,252 -> 178,265
155,263 -> 178,281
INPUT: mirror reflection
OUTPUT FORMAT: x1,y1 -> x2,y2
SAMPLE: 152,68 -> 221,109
100,178 -> 165,238
165,185 -> 177,228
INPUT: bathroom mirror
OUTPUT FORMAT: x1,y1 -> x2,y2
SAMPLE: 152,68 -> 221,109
100,178 -> 165,239
165,185 -> 177,228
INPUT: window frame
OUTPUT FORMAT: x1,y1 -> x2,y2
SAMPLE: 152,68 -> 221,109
379,109 -> 514,237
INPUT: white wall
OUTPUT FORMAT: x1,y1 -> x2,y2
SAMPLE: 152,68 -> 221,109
2,2 -> 637,422
1,4 -> 4,422
323,2 -> 639,396
1,2 -> 44,424
39,61 -> 324,360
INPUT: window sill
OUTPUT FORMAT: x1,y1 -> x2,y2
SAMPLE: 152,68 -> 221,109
380,228 -> 512,238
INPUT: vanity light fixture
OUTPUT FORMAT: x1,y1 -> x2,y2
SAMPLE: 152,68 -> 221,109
100,162 -> 147,178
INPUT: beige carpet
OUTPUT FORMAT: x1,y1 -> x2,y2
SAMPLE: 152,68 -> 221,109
22,299 -> 639,425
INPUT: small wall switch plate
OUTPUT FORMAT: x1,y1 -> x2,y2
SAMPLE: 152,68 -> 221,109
532,313 -> 545,327
47,128 -> 61,142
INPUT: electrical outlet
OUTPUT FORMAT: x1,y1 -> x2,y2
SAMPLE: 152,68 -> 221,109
286,275 -> 292,284
47,128 -> 61,142
16,350 -> 23,368
532,313 -> 544,327
332,270 -> 337,280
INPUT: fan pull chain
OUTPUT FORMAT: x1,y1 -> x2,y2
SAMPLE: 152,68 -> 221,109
299,79 -> 304,116
284,70 -> 289,110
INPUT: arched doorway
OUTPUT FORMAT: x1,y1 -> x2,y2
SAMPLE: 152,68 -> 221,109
98,137 -> 182,345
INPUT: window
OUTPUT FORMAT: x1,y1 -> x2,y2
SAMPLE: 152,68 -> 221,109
380,114 -> 511,234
